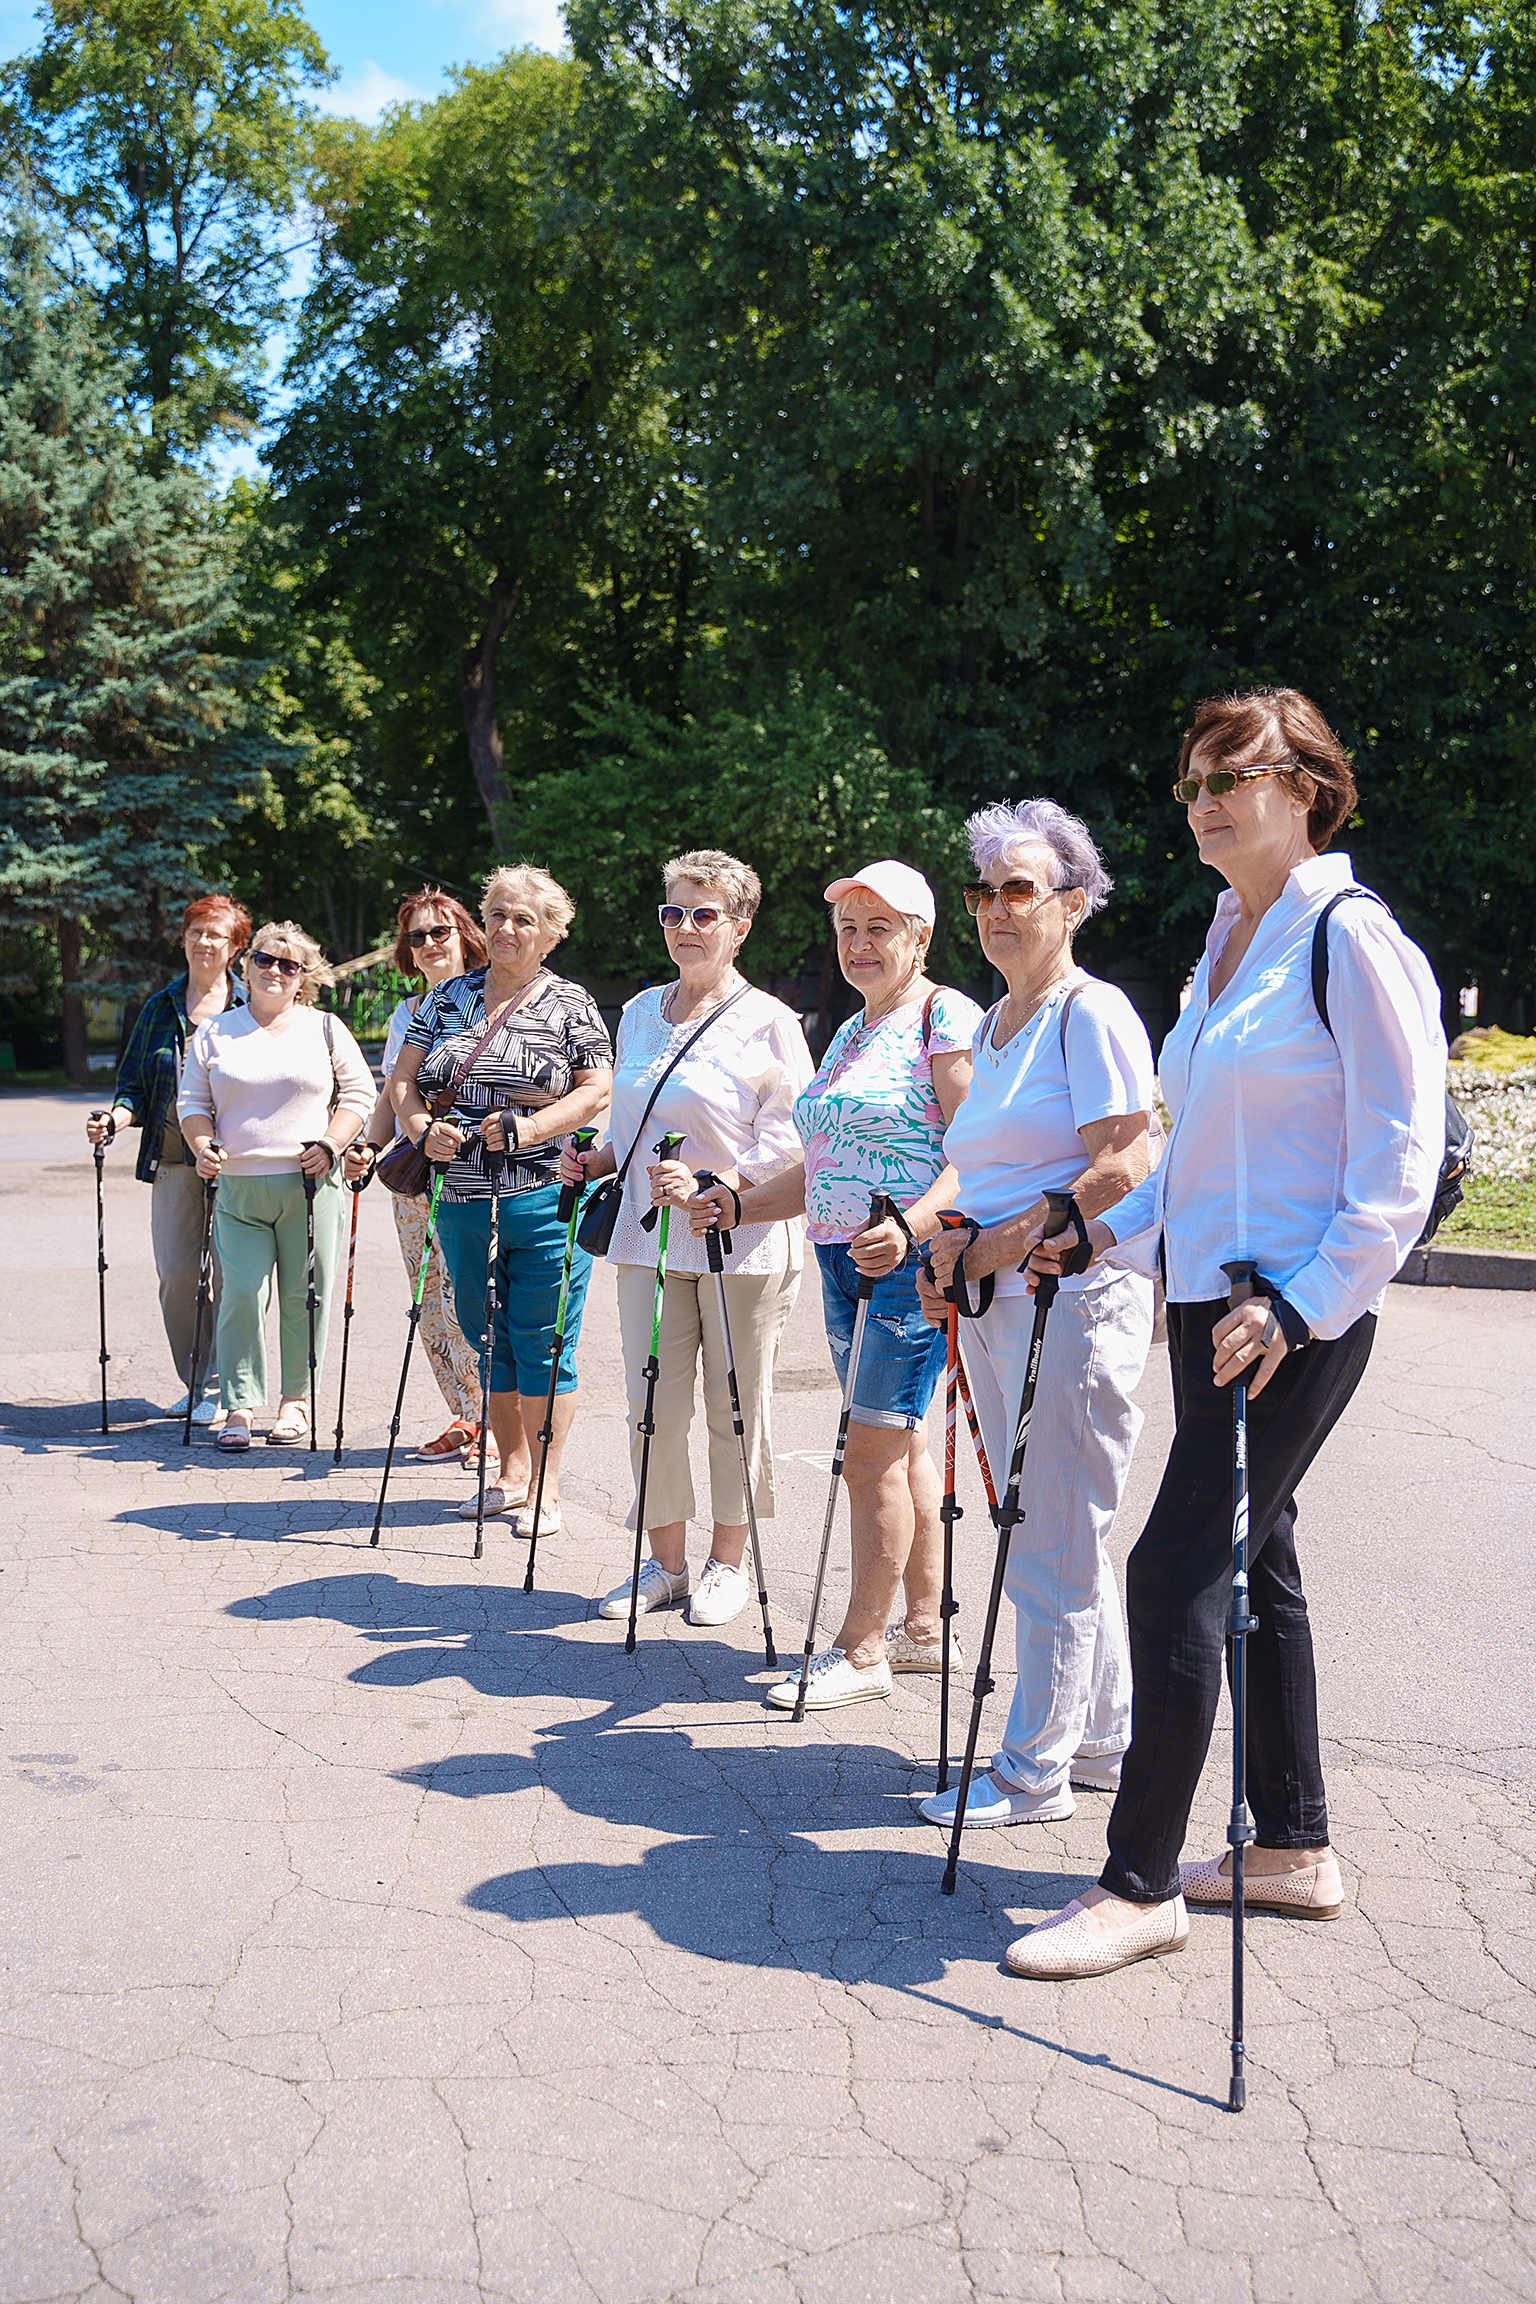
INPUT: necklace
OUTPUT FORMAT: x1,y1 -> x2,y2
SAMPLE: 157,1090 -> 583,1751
665,975 -> 740,1027
991,972 -> 1075,1055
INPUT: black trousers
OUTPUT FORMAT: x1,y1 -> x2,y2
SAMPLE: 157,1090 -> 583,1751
1101,1298 -> 1377,1906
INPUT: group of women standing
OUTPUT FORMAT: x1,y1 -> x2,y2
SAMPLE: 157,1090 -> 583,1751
87,680 -> 1447,1991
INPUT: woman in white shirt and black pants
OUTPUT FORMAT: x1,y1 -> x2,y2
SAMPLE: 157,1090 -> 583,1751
915,800 -> 1157,1825
1007,687 -> 1447,1981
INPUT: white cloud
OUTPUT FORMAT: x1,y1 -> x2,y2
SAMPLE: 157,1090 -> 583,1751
475,0 -> 567,54
315,60 -> 424,123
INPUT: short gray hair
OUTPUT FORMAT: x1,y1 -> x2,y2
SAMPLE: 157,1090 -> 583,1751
481,863 -> 575,941
663,849 -> 762,920
965,799 -> 1114,921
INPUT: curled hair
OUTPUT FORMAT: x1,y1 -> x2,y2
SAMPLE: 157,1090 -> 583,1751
392,887 -> 488,981
247,921 -> 332,1005
1177,687 -> 1358,850
181,891 -> 252,952
966,799 -> 1114,921
481,863 -> 575,943
663,849 -> 762,920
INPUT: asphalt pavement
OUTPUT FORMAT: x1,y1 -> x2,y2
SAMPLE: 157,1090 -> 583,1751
3,1088 -> 1534,2304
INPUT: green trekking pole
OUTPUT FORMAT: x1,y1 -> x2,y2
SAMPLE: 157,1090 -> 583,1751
524,1125 -> 599,1594
370,1168 -> 446,1549
623,1131 -> 685,1653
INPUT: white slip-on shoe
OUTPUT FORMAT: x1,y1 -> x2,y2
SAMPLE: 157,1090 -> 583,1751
598,1559 -> 688,1620
511,1502 -> 561,1542
687,1559 -> 750,1627
1070,1752 -> 1124,1793
1005,1894 -> 1190,1980
1180,1851 -> 1343,1919
765,1648 -> 892,1711
885,1624 -> 966,1674
454,1483 -> 522,1521
191,1396 -> 225,1428
919,1771 -> 1075,1828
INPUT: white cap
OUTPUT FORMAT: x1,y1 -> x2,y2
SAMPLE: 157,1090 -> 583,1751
823,859 -> 935,927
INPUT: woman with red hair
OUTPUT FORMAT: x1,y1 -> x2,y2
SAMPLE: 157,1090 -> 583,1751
86,892 -> 251,1422
347,888 -> 490,1464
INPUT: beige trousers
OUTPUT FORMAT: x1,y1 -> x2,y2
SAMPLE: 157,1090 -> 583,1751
615,1262 -> 800,1531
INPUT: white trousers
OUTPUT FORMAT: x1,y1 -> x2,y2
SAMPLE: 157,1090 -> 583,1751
960,1272 -> 1153,1794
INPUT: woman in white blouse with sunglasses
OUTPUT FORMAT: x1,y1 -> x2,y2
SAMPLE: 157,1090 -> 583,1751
562,851 -> 813,1631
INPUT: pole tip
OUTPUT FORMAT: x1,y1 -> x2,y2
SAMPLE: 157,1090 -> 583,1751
941,1870 -> 958,1896
1229,2077 -> 1246,2112
624,1631 -> 636,1654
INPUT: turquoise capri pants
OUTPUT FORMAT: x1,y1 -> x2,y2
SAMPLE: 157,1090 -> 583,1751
435,1182 -> 594,1395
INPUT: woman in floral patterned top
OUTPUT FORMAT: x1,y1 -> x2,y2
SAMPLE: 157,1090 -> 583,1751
694,859 -> 982,1714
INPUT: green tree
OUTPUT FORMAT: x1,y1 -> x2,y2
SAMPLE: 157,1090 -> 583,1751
273,53 -> 692,843
2,0 -> 330,452
0,206 -> 265,1077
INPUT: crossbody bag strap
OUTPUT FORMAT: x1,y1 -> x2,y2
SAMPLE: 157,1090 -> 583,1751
612,986 -> 750,1186
429,997 -> 523,1119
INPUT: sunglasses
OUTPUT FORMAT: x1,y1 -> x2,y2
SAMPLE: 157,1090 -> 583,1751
658,904 -> 729,930
962,878 -> 1054,916
249,949 -> 303,979
405,924 -> 455,948
1172,764 -> 1286,805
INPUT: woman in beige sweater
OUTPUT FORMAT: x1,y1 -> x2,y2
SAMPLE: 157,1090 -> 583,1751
179,921 -> 375,1448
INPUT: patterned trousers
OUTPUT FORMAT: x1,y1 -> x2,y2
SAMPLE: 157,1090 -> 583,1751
391,1190 -> 481,1426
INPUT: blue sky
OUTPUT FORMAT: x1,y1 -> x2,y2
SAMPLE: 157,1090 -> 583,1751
0,0 -> 566,118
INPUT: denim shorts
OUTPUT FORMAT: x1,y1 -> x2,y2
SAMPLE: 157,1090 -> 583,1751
815,1243 -> 947,1429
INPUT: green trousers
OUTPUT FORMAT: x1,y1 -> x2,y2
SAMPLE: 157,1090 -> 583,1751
213,1172 -> 345,1411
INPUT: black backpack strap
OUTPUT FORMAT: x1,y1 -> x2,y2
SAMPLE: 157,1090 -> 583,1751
1058,976 -> 1086,1056
1311,887 -> 1391,1039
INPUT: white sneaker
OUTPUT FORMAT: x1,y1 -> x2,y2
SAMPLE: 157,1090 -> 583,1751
885,1623 -> 965,1673
687,1559 -> 750,1627
598,1559 -> 688,1620
765,1648 -> 893,1711
919,1771 -> 1075,1827
1070,1752 -> 1124,1793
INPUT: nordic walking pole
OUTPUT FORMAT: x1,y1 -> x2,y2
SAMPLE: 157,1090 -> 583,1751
790,1190 -> 904,1723
183,1143 -> 220,1448
624,1131 -> 686,1654
941,1190 -> 1086,1894
299,1144 -> 325,1453
370,1166 -> 447,1548
88,1113 -> 111,1432
954,1356 -> 998,1521
332,1150 -> 368,1465
1219,1258 -> 1262,2114
928,1207 -> 979,1791
471,1134 -> 506,1565
524,1125 -> 599,1595
695,1169 -> 777,1669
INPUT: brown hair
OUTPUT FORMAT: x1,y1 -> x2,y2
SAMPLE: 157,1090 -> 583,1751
392,887 -> 488,980
1177,687 -> 1358,850
181,892 -> 252,951
663,849 -> 762,920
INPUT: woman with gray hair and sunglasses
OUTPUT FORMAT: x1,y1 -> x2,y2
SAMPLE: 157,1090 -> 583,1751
912,800 -> 1157,1826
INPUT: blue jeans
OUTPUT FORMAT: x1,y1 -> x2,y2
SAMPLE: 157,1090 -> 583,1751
815,1243 -> 947,1429
436,1185 -> 592,1396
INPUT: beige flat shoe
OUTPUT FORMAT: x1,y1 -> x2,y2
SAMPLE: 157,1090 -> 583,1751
885,1624 -> 966,1673
1005,1894 -> 1189,1980
1180,1851 -> 1343,1919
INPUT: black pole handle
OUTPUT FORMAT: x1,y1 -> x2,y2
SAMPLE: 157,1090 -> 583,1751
558,1125 -> 600,1224
300,1140 -> 332,1200
693,1170 -> 732,1263
1222,1258 -> 1261,1309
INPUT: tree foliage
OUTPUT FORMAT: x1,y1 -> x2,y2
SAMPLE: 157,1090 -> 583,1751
0,208 -> 266,1075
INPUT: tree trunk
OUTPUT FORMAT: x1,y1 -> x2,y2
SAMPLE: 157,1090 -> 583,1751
58,916 -> 89,1085
460,570 -> 522,835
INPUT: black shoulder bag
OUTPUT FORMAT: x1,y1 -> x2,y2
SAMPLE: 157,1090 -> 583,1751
1312,888 -> 1473,1246
575,988 -> 749,1258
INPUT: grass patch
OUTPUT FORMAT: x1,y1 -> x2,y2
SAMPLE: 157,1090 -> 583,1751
1437,1173 -> 1536,1253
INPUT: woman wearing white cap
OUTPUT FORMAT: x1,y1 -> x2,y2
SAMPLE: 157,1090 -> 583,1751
694,859 -> 984,1711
